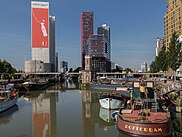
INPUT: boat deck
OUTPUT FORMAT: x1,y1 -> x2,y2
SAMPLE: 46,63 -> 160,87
121,109 -> 170,123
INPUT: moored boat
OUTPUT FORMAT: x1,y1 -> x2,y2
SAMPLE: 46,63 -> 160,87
115,87 -> 132,96
99,91 -> 130,110
117,109 -> 172,136
99,78 -> 111,84
0,83 -> 18,112
116,80 -> 172,136
115,87 -> 130,91
23,81 -> 49,91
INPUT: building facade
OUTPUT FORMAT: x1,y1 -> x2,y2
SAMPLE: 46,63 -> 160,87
25,60 -> 51,73
164,0 -> 182,47
60,61 -> 68,73
80,12 -> 93,69
55,52 -> 58,72
82,55 -> 92,84
141,62 -> 147,72
26,1 -> 56,73
49,16 -> 56,72
86,35 -> 110,59
111,62 -> 116,70
31,1 -> 50,63
97,24 -> 111,60
86,34 -> 111,72
156,37 -> 165,56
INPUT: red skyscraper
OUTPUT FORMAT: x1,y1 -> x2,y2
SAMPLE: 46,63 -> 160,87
80,12 -> 93,69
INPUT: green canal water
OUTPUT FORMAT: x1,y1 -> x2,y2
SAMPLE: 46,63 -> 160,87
0,82 -> 181,137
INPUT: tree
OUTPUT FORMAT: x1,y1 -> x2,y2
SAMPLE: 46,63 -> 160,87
150,46 -> 168,73
150,32 -> 181,73
0,59 -> 17,79
124,68 -> 133,73
156,47 -> 168,71
2,60 -> 12,73
68,68 -> 73,72
150,60 -> 159,73
167,32 -> 182,71
0,60 -> 4,73
73,67 -> 82,72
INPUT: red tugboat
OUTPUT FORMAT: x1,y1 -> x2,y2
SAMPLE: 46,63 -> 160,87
116,80 -> 172,137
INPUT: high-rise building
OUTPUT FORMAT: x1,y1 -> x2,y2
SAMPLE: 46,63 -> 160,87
31,1 -> 50,63
80,12 -> 93,69
49,16 -> 56,71
141,62 -> 147,72
86,35 -> 109,59
86,34 -> 111,72
55,52 -> 58,72
156,37 -> 164,56
97,24 -> 111,59
60,61 -> 68,73
28,1 -> 56,72
164,0 -> 182,47
111,62 -> 116,70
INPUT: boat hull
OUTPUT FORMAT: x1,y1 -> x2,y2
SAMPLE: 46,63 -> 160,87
117,115 -> 172,137
23,82 -> 49,91
0,97 -> 18,112
99,98 -> 123,110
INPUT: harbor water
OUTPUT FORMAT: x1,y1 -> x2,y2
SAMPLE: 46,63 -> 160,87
0,82 -> 181,137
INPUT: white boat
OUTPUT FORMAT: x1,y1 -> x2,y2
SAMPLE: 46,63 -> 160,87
99,92 -> 129,110
99,97 -> 123,110
0,83 -> 18,112
115,87 -> 130,91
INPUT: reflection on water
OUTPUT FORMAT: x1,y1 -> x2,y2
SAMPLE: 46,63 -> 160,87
99,107 -> 115,133
0,105 -> 18,125
81,90 -> 118,137
31,91 -> 57,137
99,107 -> 115,123
170,112 -> 182,137
0,82 -> 181,137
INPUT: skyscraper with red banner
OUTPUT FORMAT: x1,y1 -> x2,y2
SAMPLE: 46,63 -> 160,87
30,1 -> 56,72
